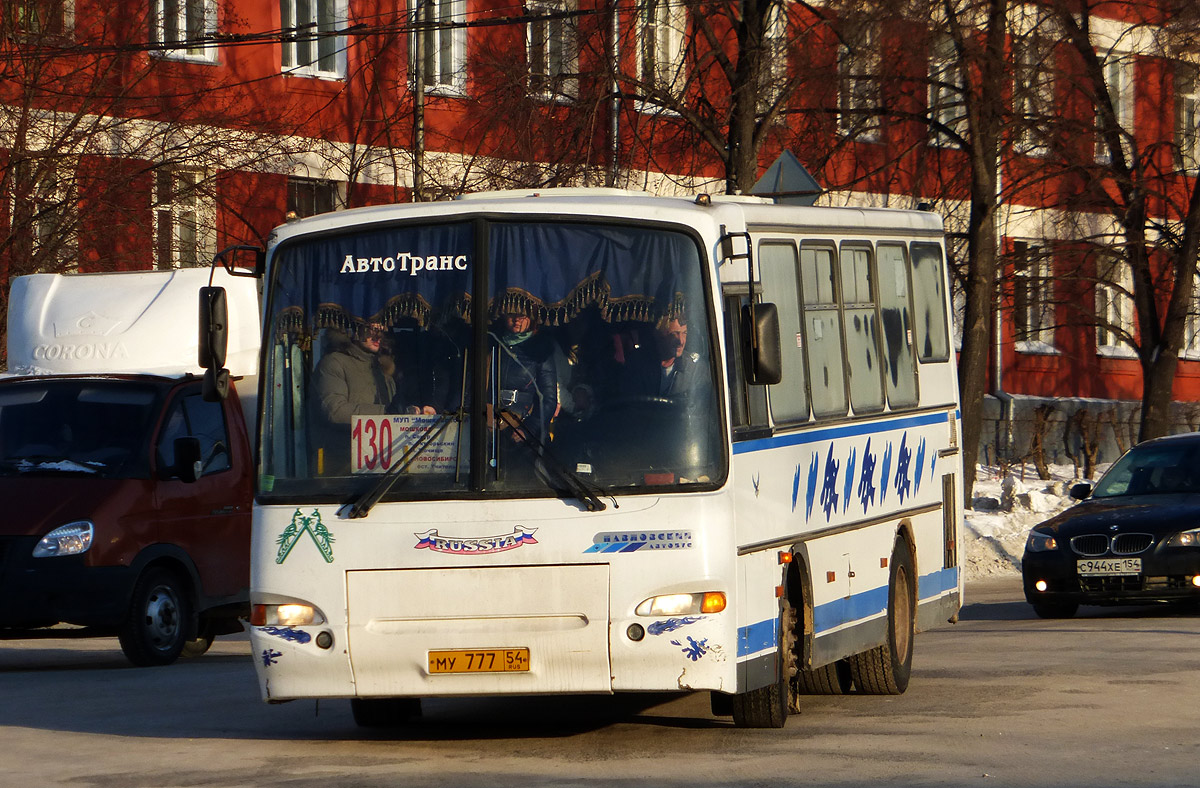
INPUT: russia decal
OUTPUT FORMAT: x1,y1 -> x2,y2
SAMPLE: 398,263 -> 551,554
414,526 -> 538,555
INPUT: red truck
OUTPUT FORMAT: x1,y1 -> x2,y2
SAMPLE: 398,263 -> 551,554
0,267 -> 259,665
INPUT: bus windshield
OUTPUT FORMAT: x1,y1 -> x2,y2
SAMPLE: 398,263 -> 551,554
260,219 -> 724,503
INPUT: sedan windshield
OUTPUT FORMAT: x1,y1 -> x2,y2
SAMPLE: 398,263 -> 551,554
1092,440 -> 1200,497
260,219 -> 724,504
0,380 -> 159,478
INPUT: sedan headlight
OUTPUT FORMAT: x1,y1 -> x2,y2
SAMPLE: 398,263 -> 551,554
1025,531 -> 1059,552
32,521 -> 94,558
1166,529 -> 1200,548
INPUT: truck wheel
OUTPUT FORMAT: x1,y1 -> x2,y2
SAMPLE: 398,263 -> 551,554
351,697 -> 422,728
731,599 -> 795,728
118,568 -> 191,667
849,540 -> 916,695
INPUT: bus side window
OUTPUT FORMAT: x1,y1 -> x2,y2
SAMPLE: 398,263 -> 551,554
723,293 -> 769,432
840,244 -> 884,414
758,241 -> 809,424
876,242 -> 919,408
800,245 -> 848,419
911,242 -> 952,362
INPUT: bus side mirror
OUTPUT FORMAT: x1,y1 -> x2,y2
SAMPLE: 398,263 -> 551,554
741,303 -> 782,386
199,286 -> 230,401
173,437 -> 203,483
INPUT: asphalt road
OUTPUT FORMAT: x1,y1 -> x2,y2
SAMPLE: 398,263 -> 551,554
1,578 -> 1196,788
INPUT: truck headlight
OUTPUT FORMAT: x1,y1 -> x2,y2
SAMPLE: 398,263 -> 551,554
1025,531 -> 1058,552
32,521 -> 94,558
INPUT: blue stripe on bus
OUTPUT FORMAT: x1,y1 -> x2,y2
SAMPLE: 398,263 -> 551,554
732,410 -> 959,455
735,568 -> 960,656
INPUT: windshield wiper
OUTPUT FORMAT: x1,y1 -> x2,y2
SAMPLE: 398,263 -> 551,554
343,413 -> 457,519
496,408 -> 611,513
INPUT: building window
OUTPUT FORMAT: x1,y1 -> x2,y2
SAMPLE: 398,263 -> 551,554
410,0 -> 467,95
1184,275 -> 1200,360
155,170 -> 211,270
1013,241 -> 1054,350
1176,61 -> 1199,172
837,24 -> 880,141
8,0 -> 73,40
1096,53 -> 1134,164
758,1 -> 788,116
638,0 -> 686,99
287,177 -> 340,218
10,161 -> 76,271
281,0 -> 346,78
151,0 -> 216,61
928,34 -> 962,146
527,1 -> 577,100
1013,34 -> 1053,156
1095,253 -> 1134,355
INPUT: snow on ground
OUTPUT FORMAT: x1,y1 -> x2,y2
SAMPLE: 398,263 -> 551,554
963,463 -> 1102,581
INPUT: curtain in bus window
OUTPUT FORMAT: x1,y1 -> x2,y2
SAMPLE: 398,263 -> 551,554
800,246 -> 847,418
877,243 -> 918,408
841,246 -> 883,413
758,242 -> 808,423
911,243 -> 951,362
486,223 -> 696,322
271,223 -> 475,335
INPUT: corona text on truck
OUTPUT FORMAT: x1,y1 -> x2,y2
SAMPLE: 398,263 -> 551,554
208,189 -> 963,728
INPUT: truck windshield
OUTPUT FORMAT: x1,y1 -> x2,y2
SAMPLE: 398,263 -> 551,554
260,218 -> 724,504
0,380 -> 159,478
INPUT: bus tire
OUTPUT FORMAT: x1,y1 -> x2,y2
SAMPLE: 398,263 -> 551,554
351,697 -> 422,728
731,600 -> 794,728
795,659 -> 852,695
118,567 -> 191,667
849,540 -> 915,695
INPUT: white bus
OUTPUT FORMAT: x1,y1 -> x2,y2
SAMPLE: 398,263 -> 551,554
233,189 -> 963,728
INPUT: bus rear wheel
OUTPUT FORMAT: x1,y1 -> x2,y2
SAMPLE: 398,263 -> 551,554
849,540 -> 915,695
794,659 -> 852,695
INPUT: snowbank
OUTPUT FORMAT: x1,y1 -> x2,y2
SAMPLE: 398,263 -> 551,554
963,464 -> 1096,581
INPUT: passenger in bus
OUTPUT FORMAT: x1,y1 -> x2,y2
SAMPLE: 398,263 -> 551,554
312,322 -> 435,472
492,307 -> 558,444
618,313 -> 706,400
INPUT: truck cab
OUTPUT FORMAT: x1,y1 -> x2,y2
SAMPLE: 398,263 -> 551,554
0,268 -> 259,665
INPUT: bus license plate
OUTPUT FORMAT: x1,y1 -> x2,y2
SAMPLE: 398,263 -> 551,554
428,648 -> 530,674
1077,558 -> 1141,576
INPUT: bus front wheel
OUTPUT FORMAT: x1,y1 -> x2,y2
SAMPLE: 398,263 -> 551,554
848,540 -> 916,695
731,599 -> 796,728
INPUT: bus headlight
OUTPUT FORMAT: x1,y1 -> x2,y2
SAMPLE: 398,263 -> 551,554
635,592 -> 726,616
32,521 -> 94,558
250,601 -> 326,626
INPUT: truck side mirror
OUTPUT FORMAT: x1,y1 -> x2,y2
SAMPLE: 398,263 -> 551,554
173,437 -> 203,483
198,286 -> 228,370
741,302 -> 782,386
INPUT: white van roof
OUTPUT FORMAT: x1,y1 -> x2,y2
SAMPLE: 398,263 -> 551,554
6,267 -> 260,379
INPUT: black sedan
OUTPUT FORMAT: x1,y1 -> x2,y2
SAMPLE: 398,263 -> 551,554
1022,432 -> 1200,618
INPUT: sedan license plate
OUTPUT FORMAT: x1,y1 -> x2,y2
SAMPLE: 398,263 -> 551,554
1077,557 -> 1141,576
428,648 -> 530,674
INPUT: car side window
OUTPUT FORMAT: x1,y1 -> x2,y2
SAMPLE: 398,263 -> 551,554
157,390 -> 231,477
